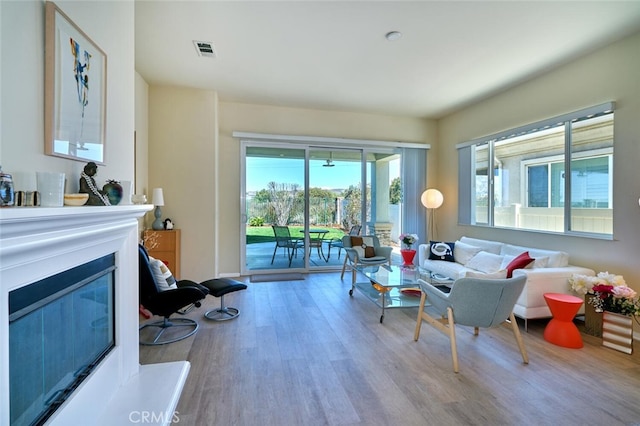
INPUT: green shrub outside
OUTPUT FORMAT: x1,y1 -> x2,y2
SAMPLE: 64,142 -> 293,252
248,216 -> 265,226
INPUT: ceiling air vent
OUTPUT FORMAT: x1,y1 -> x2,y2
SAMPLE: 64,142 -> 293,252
193,40 -> 216,58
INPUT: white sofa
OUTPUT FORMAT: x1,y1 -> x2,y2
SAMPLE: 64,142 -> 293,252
418,236 -> 595,329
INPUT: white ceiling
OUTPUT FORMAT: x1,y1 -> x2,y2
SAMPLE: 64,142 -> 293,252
135,1 -> 640,119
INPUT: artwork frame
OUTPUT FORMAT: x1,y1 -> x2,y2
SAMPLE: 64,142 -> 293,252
45,1 -> 107,165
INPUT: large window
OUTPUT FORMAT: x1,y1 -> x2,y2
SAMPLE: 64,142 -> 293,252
458,103 -> 614,236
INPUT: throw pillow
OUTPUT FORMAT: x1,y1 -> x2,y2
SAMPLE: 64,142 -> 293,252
501,254 -> 549,270
148,256 -> 178,291
429,241 -> 455,262
505,251 -> 534,278
530,256 -> 549,269
465,251 -> 505,274
453,241 -> 483,265
350,236 -> 375,258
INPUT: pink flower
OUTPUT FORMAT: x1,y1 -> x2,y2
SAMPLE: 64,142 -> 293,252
612,285 -> 637,299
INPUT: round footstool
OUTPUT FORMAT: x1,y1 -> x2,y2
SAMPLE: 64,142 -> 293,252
200,278 -> 247,321
543,293 -> 584,348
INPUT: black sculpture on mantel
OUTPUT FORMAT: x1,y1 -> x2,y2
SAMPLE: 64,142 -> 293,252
79,162 -> 111,206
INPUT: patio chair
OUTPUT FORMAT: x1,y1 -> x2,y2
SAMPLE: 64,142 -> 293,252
326,224 -> 361,260
340,235 -> 392,284
414,275 -> 529,373
271,225 -> 303,267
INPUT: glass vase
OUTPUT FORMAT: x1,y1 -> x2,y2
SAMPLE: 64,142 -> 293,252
400,249 -> 416,266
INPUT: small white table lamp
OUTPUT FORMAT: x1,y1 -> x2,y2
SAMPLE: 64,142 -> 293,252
152,188 -> 165,230
421,188 -> 444,240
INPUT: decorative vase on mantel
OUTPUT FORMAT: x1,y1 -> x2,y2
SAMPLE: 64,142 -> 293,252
103,180 -> 123,205
602,311 -> 633,354
401,248 -> 416,266
583,294 -> 603,337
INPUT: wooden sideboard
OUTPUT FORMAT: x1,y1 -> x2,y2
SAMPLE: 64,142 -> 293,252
143,229 -> 181,279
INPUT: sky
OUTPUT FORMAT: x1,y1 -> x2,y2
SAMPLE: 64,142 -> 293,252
246,157 -> 399,193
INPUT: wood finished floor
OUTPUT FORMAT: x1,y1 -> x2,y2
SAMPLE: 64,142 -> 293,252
140,272 -> 640,426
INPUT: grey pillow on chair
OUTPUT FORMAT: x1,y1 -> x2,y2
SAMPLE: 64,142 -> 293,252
148,256 -> 177,291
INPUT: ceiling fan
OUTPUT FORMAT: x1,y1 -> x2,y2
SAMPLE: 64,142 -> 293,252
323,152 -> 335,167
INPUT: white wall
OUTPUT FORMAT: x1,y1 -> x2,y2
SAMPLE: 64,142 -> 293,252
135,72 -> 149,198
148,86 -> 218,281
437,31 -> 640,292
0,0 -> 135,195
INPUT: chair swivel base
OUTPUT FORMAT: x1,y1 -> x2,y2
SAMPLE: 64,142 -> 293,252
139,317 -> 199,346
205,306 -> 240,321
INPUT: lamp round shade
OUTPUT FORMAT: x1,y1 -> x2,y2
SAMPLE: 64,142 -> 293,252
152,188 -> 165,206
421,188 -> 443,209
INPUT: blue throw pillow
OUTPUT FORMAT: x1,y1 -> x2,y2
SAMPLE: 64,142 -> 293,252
429,241 -> 455,262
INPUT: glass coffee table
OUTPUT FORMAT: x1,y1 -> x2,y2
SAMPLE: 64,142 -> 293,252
351,265 -> 432,323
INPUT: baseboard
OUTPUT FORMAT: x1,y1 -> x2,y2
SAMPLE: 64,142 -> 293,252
218,272 -> 241,278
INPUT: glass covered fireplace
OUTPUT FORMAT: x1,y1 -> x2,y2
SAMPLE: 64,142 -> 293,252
1,205 -> 188,425
9,254 -> 116,426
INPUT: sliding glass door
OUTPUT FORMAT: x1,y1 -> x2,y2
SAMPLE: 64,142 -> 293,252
244,146 -> 307,271
242,142 -> 416,274
308,148 -> 363,266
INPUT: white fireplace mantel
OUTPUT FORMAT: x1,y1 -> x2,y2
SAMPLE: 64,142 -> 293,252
1,206 -> 190,426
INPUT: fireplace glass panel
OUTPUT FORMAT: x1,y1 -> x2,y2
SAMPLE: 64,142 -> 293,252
9,254 -> 115,426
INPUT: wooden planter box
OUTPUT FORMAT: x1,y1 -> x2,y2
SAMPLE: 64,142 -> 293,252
583,294 -> 603,337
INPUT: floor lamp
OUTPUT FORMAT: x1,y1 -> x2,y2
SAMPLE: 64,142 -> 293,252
421,189 -> 444,240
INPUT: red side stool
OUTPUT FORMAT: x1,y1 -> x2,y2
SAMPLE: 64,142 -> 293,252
543,293 -> 584,348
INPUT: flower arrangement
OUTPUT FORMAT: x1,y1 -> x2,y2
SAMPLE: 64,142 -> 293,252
569,271 -> 640,316
569,271 -> 626,295
399,233 -> 419,250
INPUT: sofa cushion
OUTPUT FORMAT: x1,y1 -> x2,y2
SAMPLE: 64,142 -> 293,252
453,240 -> 483,265
459,236 -> 503,255
531,256 -> 550,268
465,269 -> 508,279
500,244 -> 568,268
505,251 -> 534,278
465,251 -> 504,273
421,259 -> 469,280
429,241 -> 455,262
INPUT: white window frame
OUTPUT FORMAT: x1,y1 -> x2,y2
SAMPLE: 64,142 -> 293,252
521,148 -> 613,208
458,102 -> 615,238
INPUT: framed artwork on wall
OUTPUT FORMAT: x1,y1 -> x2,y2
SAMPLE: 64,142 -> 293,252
45,1 -> 107,165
